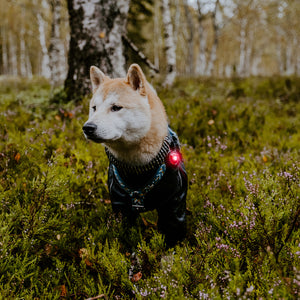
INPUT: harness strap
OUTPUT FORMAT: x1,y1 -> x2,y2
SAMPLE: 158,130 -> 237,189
108,127 -> 181,211
106,137 -> 169,176
112,163 -> 167,211
105,127 -> 180,177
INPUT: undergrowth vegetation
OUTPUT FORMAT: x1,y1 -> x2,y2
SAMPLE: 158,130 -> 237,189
0,76 -> 299,299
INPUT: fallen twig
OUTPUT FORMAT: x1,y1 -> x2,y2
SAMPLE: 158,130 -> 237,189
85,294 -> 108,300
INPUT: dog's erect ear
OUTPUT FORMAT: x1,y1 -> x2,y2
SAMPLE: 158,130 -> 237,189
90,66 -> 107,93
125,64 -> 146,96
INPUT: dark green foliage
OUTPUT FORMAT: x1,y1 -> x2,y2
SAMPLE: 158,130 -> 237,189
125,0 -> 154,69
0,77 -> 299,298
127,0 -> 153,46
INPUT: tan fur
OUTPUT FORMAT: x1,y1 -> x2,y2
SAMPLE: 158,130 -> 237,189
90,64 -> 168,165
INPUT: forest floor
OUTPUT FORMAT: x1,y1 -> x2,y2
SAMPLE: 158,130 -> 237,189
0,76 -> 299,299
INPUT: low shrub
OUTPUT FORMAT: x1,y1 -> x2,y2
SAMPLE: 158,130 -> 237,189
0,77 -> 299,299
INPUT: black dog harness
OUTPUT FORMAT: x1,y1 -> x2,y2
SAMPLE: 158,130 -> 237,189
106,127 -> 187,246
112,163 -> 167,210
106,128 -> 181,211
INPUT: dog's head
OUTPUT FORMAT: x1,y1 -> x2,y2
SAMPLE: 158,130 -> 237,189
83,64 -> 152,145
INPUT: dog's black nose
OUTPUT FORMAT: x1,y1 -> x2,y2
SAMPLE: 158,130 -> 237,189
83,123 -> 97,135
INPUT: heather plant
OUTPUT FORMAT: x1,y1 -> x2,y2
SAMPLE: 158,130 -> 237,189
0,77 -> 299,299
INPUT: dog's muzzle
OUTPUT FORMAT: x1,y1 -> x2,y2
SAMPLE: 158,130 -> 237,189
82,122 -> 103,143
82,122 -> 97,135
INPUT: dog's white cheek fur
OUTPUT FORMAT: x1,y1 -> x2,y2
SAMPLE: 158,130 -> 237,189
120,96 -> 151,142
87,94 -> 122,141
87,93 -> 151,143
96,115 -> 123,141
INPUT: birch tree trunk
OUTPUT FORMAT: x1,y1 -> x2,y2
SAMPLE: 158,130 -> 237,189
8,34 -> 18,76
26,49 -> 33,77
161,0 -> 176,86
154,0 -> 161,70
296,40 -> 300,76
251,50 -> 261,76
173,0 -> 181,50
49,0 -> 67,87
1,26 -> 9,74
20,25 -> 27,77
276,27 -> 284,75
65,0 -> 130,99
285,34 -> 297,75
237,19 -> 247,76
37,0 -> 51,78
285,43 -> 294,75
195,0 -> 207,75
183,0 -> 194,76
205,0 -> 220,76
244,29 -> 253,76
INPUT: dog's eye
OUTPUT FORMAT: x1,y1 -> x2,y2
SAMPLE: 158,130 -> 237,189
92,106 -> 96,112
111,105 -> 123,112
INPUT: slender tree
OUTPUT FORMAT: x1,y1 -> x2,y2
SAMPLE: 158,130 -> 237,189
8,34 -> 18,76
1,26 -> 9,75
49,0 -> 67,86
36,0 -> 51,78
205,0 -> 220,76
183,0 -> 194,76
153,0 -> 161,70
195,0 -> 207,76
65,0 -> 130,100
161,0 -> 176,86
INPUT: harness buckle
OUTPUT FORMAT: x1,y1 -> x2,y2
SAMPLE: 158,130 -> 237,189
131,203 -> 145,210
131,192 -> 145,210
112,163 -> 166,212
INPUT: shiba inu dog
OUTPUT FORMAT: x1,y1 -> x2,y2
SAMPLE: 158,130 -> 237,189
83,64 -> 187,246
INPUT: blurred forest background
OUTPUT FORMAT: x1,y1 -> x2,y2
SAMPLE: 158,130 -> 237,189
0,0 -> 300,88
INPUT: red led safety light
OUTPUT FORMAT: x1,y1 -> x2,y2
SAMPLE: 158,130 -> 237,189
168,150 -> 182,167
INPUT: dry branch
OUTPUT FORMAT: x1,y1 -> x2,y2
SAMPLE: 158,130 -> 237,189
122,35 -> 159,74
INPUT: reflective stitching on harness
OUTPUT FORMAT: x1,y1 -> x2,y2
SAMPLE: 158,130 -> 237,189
112,163 -> 167,211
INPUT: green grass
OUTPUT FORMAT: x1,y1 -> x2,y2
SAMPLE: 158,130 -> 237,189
0,76 -> 299,299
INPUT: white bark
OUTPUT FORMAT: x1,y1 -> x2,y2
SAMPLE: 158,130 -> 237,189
237,19 -> 246,76
276,42 -> 284,74
205,0 -> 220,76
285,34 -> 297,75
251,53 -> 261,76
66,0 -> 130,98
49,0 -> 67,86
173,0 -> 181,49
162,0 -> 176,86
107,0 -> 130,77
20,26 -> 27,77
154,0 -> 161,69
206,42 -> 217,76
285,44 -> 294,75
297,42 -> 300,76
244,29 -> 253,76
37,0 -> 51,78
275,25 -> 284,74
292,35 -> 298,75
8,34 -> 18,76
26,49 -> 32,77
195,0 -> 207,75
225,65 -> 232,77
183,0 -> 194,75
196,29 -> 207,75
75,0 -> 129,78
1,26 -> 9,74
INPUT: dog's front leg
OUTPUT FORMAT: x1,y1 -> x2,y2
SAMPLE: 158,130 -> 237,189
111,203 -> 139,227
157,194 -> 187,247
